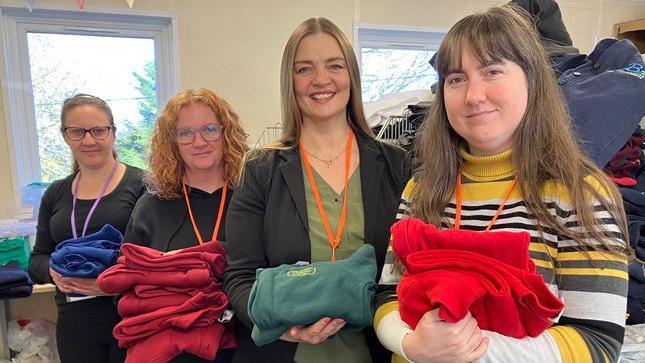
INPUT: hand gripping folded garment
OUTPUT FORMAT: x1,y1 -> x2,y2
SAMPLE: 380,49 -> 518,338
248,243 -> 377,346
96,241 -> 235,362
49,224 -> 123,278
391,218 -> 563,338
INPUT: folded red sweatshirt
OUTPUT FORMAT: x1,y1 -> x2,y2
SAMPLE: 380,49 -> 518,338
398,249 -> 563,338
119,287 -> 226,317
118,242 -> 226,275
131,281 -> 222,299
391,218 -> 535,271
391,218 -> 562,338
114,290 -> 229,347
98,266 -> 214,294
124,323 -> 236,363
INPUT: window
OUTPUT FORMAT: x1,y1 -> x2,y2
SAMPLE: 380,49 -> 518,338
1,6 -> 179,204
355,25 -> 446,102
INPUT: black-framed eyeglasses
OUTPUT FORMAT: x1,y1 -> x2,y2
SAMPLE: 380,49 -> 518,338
62,126 -> 113,141
175,123 -> 224,145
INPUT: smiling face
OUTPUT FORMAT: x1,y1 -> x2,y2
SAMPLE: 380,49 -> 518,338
63,104 -> 116,170
443,47 -> 528,156
175,102 -> 224,177
292,32 -> 351,126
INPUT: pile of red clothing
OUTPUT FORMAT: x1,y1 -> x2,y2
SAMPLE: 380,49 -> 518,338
98,242 -> 235,363
391,218 -> 564,338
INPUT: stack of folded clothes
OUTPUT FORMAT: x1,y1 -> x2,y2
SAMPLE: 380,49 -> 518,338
248,244 -> 377,346
98,241 -> 235,363
49,224 -> 122,279
391,218 -> 564,338
0,260 -> 33,299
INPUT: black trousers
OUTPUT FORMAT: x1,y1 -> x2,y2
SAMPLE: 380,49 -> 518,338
57,297 -> 125,363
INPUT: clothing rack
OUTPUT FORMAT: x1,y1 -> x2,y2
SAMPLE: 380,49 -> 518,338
253,122 -> 283,148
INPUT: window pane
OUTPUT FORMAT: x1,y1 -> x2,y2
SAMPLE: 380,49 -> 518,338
27,33 -> 157,182
361,48 -> 437,102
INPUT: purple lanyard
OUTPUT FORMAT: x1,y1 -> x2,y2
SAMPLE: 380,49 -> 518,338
70,161 -> 119,238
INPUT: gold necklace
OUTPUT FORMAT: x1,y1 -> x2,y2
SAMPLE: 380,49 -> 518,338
303,145 -> 348,168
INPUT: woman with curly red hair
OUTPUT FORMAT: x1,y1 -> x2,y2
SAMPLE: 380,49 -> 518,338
124,88 -> 249,362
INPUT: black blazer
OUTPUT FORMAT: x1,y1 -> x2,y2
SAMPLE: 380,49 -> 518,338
222,133 -> 409,363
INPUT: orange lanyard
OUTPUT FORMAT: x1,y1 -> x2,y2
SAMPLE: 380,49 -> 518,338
300,129 -> 354,261
182,178 -> 228,245
454,168 -> 518,231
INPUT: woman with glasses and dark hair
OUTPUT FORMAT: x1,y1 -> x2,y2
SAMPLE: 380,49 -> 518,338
123,88 -> 248,362
29,93 -> 146,363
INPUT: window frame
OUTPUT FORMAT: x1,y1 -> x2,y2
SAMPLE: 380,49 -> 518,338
0,5 -> 179,206
353,23 -> 447,101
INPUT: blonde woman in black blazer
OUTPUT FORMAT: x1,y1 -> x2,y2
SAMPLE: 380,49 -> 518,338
222,17 -> 409,363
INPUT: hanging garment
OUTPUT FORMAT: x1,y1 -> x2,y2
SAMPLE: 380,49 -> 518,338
554,39 -> 645,168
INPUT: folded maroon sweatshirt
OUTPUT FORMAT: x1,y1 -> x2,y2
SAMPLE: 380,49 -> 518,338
118,241 -> 226,275
119,286 -> 225,317
98,266 -> 214,294
124,323 -> 236,363
391,218 -> 534,271
391,218 -> 563,338
114,290 -> 229,347
131,280 -> 222,299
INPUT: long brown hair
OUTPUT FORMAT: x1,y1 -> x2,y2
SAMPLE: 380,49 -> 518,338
412,4 -> 629,255
268,17 -> 373,149
147,88 -> 249,199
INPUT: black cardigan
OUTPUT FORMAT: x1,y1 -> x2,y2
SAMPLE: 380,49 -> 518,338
222,133 -> 409,363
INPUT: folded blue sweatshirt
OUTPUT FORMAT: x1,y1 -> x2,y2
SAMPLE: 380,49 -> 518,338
0,260 -> 33,298
50,224 -> 123,278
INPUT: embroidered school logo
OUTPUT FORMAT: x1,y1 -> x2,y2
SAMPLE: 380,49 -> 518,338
287,267 -> 317,277
617,63 -> 645,79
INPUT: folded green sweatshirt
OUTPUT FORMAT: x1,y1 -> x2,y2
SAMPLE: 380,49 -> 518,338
0,236 -> 30,269
248,244 -> 377,347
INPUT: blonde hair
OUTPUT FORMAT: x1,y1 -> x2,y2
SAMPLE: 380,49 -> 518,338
412,4 -> 629,255
147,88 -> 249,199
268,17 -> 373,149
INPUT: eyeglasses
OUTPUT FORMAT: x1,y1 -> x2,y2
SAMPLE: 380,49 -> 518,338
175,123 -> 224,145
62,126 -> 113,141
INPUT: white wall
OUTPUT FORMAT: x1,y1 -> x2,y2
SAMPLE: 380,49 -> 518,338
1,0 -> 645,219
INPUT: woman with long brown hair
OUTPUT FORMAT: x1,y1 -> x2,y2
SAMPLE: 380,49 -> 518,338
375,5 -> 630,363
124,88 -> 248,362
223,17 -> 409,363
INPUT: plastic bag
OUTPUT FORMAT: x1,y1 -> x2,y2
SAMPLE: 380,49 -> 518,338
621,323 -> 645,362
7,318 -> 59,363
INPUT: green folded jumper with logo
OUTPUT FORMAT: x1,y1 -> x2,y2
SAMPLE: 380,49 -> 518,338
248,244 -> 377,347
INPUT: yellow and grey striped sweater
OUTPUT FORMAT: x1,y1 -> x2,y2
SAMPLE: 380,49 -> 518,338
375,148 -> 628,363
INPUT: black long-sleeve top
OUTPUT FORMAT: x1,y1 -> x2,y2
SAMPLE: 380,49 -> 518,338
29,164 -> 146,310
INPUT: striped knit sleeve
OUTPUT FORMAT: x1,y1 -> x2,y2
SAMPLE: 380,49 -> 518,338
547,195 -> 628,363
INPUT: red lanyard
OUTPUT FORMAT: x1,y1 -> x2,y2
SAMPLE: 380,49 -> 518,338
300,129 -> 354,261
454,168 -> 518,231
182,178 -> 228,245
